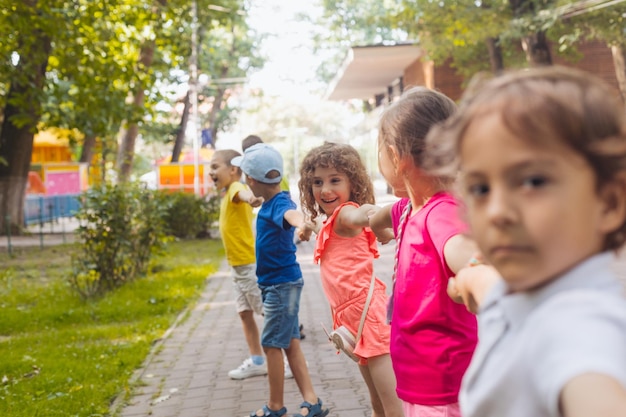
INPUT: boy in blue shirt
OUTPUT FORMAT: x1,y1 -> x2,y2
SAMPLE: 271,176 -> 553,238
232,144 -> 328,417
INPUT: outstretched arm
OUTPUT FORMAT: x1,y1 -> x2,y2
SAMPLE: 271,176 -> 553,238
334,203 -> 394,243
443,234 -> 480,274
336,203 -> 378,230
284,209 -> 313,241
448,262 -> 500,313
234,188 -> 264,207
367,203 -> 394,244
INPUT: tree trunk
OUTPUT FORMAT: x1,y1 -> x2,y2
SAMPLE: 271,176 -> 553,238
79,134 -> 97,163
206,86 -> 225,144
117,42 -> 154,182
611,44 -> 626,103
171,90 -> 191,163
521,31 -> 553,66
508,0 -> 552,67
0,26 -> 51,235
116,0 -> 165,182
485,37 -> 504,74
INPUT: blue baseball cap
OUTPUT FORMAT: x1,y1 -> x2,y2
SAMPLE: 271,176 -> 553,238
231,143 -> 283,184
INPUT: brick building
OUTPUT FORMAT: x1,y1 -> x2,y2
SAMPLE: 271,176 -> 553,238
326,40 -> 620,104
324,40 -> 621,183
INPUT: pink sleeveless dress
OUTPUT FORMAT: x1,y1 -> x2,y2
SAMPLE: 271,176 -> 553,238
314,202 -> 391,362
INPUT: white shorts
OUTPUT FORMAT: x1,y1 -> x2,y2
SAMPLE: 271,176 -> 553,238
231,263 -> 263,315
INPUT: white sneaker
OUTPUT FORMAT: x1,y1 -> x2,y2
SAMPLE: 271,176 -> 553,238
228,358 -> 267,380
284,357 -> 293,379
283,357 -> 307,379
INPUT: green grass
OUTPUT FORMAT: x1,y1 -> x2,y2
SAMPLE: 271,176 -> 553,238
0,238 -> 224,417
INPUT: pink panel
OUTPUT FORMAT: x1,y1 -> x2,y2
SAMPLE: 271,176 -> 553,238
46,171 -> 81,195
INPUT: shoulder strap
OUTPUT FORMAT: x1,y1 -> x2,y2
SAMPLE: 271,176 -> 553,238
355,271 -> 376,344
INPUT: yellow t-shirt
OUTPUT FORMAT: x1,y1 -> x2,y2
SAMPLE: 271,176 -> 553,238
280,176 -> 290,193
219,181 -> 255,266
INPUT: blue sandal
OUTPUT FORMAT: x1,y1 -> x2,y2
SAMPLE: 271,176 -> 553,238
250,404 -> 287,417
293,398 -> 329,417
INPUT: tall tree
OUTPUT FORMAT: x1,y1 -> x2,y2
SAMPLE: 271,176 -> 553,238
509,0 -> 554,65
117,0 -> 168,182
0,1 -> 54,233
198,15 -> 263,143
42,1 -> 139,166
167,1 -> 263,160
0,0 -> 186,232
170,90 -> 190,162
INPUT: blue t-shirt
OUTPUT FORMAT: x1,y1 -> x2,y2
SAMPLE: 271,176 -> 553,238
255,191 -> 302,286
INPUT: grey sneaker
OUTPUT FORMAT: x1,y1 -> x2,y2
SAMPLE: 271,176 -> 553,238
228,358 -> 267,380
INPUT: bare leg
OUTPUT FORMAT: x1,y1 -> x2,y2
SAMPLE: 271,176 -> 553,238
265,346 -> 285,411
359,364 -> 385,417
239,310 -> 263,356
284,338 -> 318,404
360,354 -> 404,417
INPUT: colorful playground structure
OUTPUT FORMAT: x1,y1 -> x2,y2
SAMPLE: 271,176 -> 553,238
25,129 -> 89,226
153,148 -> 215,195
28,129 -> 91,196
25,129 -> 216,226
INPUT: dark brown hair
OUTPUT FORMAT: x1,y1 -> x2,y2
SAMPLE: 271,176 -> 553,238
242,135 -> 263,151
298,142 -> 375,221
426,65 -> 626,250
378,86 -> 457,171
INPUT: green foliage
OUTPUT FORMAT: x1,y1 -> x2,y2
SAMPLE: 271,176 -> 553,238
311,0 -> 403,83
0,239 -> 223,417
206,193 -> 220,229
553,0 -> 626,47
70,183 -> 168,298
393,0 -> 517,76
2,0 -> 257,170
157,191 -> 220,239
315,0 -> 626,85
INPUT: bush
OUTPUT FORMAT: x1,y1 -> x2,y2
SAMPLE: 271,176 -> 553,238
69,183 -> 168,298
159,191 -> 220,238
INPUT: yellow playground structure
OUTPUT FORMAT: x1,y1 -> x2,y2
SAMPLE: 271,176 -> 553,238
154,148 -> 215,196
28,129 -> 90,196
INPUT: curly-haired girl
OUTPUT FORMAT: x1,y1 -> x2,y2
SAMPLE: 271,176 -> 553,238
298,142 -> 402,417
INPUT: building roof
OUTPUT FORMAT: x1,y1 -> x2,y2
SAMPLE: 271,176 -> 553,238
325,43 -> 424,101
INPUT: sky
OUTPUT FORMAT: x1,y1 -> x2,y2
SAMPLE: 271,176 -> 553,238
246,0 -> 328,99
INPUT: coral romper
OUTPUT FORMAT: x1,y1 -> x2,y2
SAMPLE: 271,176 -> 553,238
314,202 -> 391,362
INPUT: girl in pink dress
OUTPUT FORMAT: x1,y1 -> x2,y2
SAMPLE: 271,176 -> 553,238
369,87 -> 480,417
298,142 -> 403,417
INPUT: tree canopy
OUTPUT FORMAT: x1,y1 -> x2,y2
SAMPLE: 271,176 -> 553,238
0,0 -> 261,234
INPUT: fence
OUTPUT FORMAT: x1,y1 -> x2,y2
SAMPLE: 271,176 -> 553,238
24,194 -> 81,226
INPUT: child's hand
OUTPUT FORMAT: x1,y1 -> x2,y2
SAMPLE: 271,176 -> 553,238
248,195 -> 264,207
448,254 -> 500,314
296,220 -> 316,242
297,224 -> 311,241
366,206 -> 394,244
375,227 -> 394,244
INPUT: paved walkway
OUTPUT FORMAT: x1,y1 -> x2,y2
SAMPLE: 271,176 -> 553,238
5,198 -> 626,417
112,239 -> 397,417
0,217 -> 78,251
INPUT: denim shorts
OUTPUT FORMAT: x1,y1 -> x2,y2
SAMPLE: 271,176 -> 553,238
259,278 -> 303,349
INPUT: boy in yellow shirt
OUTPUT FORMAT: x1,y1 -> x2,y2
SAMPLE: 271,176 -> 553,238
210,149 -> 266,379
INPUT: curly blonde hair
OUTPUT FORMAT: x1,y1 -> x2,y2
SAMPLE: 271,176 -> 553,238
298,142 -> 375,221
